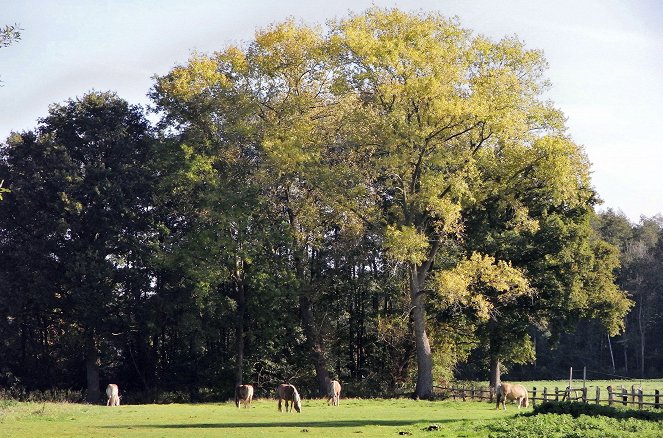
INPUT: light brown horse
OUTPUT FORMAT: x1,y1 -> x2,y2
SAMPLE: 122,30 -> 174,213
496,382 -> 529,410
277,383 -> 302,413
235,384 -> 254,408
106,383 -> 120,406
328,380 -> 341,406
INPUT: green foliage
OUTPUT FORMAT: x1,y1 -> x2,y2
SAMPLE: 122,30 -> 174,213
532,401 -> 663,421
0,24 -> 21,48
433,252 -> 531,320
489,412 -> 663,438
384,225 -> 430,265
0,7 -> 638,398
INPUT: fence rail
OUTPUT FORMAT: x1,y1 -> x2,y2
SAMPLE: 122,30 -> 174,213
435,384 -> 663,410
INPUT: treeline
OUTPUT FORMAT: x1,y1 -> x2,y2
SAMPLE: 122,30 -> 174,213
0,9 -> 640,403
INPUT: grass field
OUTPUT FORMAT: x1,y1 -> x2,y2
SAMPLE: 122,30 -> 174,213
3,381 -> 663,438
0,398 -> 519,438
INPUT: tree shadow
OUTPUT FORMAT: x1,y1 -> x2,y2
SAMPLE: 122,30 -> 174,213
102,419 -> 459,429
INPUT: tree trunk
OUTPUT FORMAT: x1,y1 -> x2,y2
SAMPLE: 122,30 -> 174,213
235,280 -> 246,386
607,334 -> 616,373
85,333 -> 101,404
638,297 -> 645,378
489,356 -> 501,390
299,293 -> 331,394
624,346 -> 628,375
287,206 -> 331,395
411,266 -> 433,399
488,318 -> 501,389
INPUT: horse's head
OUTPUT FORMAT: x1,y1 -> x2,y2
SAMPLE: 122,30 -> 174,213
294,392 -> 302,413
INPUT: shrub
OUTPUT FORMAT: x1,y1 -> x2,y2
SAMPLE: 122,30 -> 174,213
488,413 -> 663,438
532,401 -> 663,421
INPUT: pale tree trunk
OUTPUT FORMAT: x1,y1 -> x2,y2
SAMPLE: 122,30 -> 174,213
607,334 -> 616,373
235,280 -> 246,386
411,266 -> 433,399
638,295 -> 645,378
490,356 -> 501,390
488,318 -> 501,390
85,332 -> 101,404
300,293 -> 332,395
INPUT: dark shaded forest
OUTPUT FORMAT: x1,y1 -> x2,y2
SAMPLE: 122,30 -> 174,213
0,9 -> 656,403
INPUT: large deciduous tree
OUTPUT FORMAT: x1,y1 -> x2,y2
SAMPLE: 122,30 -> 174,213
0,92 -> 156,402
150,8 -> 630,399
448,135 -> 633,387
151,20 -> 365,394
332,8 -> 582,398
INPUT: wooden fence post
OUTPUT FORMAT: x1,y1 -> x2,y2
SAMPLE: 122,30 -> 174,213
582,387 -> 587,404
595,386 -> 600,405
532,387 -> 537,406
554,387 -> 559,401
638,388 -> 644,410
543,387 -> 548,403
655,389 -> 660,409
607,385 -> 614,406
622,387 -> 628,406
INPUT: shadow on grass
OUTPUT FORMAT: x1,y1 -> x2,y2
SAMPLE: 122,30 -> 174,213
103,419 -> 459,429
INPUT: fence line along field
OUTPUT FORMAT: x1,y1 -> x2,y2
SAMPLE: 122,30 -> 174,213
440,379 -> 663,410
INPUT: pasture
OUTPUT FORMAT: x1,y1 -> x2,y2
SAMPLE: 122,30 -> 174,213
2,395 -> 663,437
0,398 -> 513,437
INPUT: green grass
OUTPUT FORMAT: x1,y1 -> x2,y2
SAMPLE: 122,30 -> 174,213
0,398 -> 516,438
2,396 -> 663,437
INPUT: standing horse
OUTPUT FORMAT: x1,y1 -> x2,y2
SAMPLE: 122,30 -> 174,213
496,383 -> 529,410
328,380 -> 341,406
106,384 -> 120,406
277,383 -> 302,413
235,384 -> 254,408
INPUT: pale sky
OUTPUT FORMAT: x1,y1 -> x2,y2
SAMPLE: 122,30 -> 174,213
1,0 -> 661,222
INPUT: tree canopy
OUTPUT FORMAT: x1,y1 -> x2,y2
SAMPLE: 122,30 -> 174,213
0,9 -> 636,401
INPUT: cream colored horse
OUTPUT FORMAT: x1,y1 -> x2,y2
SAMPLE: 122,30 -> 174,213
496,383 -> 528,410
328,380 -> 341,406
277,383 -> 302,413
106,384 -> 120,406
235,384 -> 254,408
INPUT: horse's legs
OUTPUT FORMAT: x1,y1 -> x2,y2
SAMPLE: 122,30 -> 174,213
278,398 -> 282,412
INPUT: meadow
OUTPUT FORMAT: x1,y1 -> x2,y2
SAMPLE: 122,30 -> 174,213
2,393 -> 663,438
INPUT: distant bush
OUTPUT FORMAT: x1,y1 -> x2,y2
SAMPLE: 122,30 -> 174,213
0,387 -> 84,403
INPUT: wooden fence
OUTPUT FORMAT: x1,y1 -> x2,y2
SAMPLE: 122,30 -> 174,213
435,384 -> 663,410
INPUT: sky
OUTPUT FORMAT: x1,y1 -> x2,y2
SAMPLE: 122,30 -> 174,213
1,0 -> 661,222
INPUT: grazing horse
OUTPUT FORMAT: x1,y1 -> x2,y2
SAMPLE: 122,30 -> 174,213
106,384 -> 120,406
328,380 -> 341,406
496,383 -> 528,410
235,384 -> 254,408
277,384 -> 302,413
